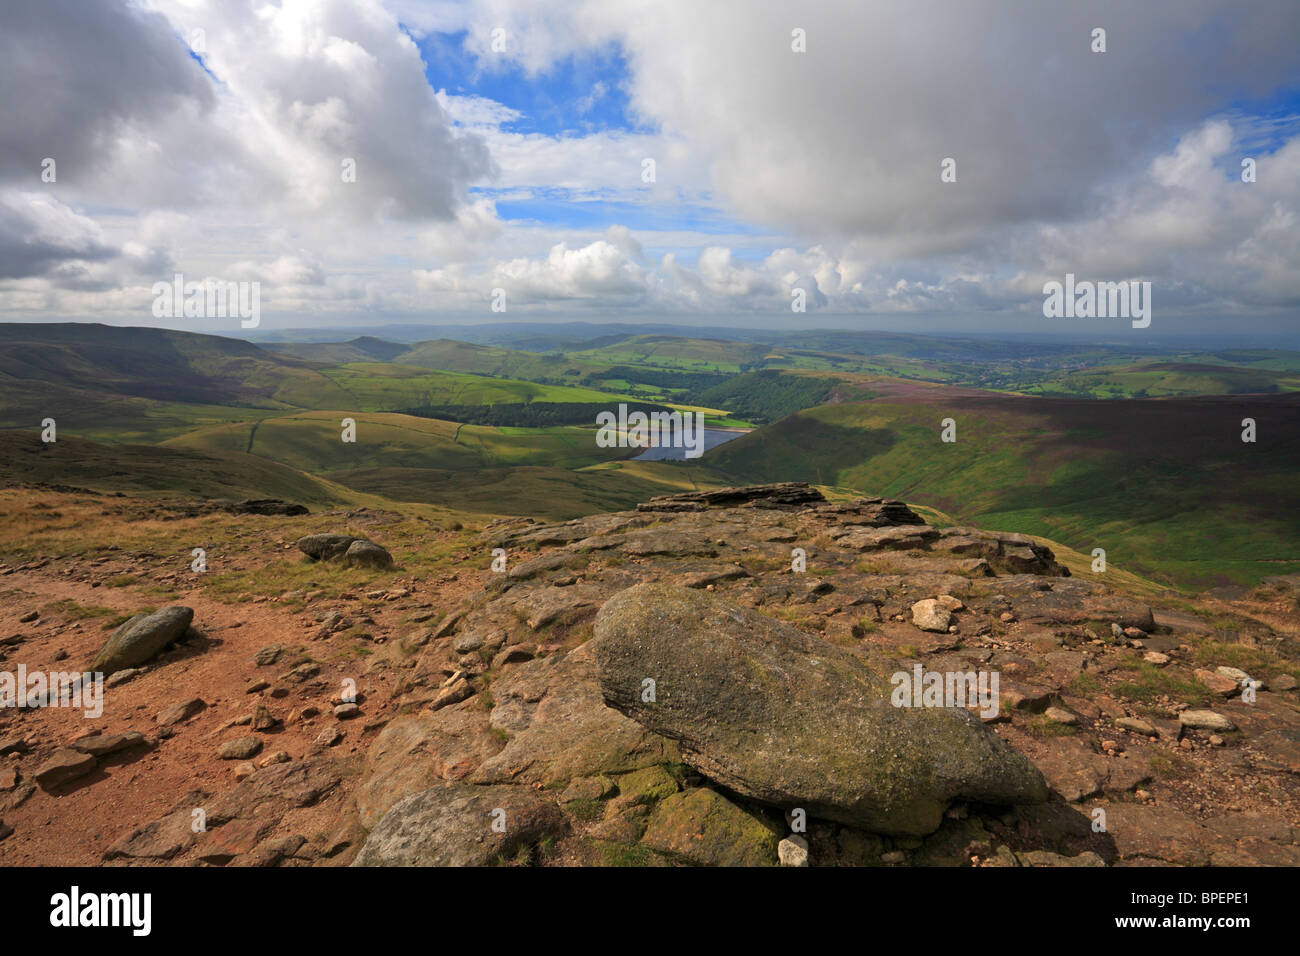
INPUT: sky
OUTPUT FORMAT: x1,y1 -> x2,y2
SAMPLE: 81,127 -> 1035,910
1,0 -> 1299,341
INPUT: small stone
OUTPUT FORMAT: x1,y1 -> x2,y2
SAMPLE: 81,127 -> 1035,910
1044,706 -> 1079,726
18,611 -> 38,623
278,662 -> 319,683
490,646 -> 535,669
218,736 -> 263,760
1143,651 -> 1169,666
910,599 -> 952,633
106,668 -> 143,687
156,697 -> 206,727
245,679 -> 270,694
253,643 -> 283,667
1194,669 -> 1240,697
258,750 -> 291,768
999,612 -> 1015,623
251,704 -> 279,731
314,725 -> 343,748
233,761 -> 257,781
333,703 -> 361,719
430,677 -> 472,711
1116,716 -> 1157,736
70,731 -> 147,758
452,631 -> 486,654
345,539 -> 394,570
778,835 -> 809,867
1209,735 -> 1225,747
34,748 -> 97,789
881,850 -> 906,864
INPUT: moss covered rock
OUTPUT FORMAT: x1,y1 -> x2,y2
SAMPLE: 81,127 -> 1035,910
641,788 -> 780,866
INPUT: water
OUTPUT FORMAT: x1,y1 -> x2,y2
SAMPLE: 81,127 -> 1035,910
632,427 -> 749,461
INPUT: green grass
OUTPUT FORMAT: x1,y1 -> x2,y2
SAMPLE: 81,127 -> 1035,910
318,363 -> 644,412
0,431 -> 353,506
45,599 -> 119,621
1113,661 -> 1212,705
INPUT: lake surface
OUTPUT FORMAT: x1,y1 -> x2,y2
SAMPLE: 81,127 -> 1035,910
632,427 -> 749,461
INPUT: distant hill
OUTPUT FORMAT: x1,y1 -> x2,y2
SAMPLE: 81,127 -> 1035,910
1018,361 -> 1300,398
0,323 -> 348,437
263,335 -> 413,364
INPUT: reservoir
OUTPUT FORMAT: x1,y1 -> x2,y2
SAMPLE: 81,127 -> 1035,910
632,427 -> 750,461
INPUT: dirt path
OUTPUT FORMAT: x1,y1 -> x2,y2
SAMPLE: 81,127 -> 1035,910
0,521 -> 478,866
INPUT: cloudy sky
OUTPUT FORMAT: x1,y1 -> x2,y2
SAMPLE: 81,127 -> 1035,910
1,0 -> 1299,338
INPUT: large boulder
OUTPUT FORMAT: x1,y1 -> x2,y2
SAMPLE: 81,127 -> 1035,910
352,783 -> 567,867
296,534 -> 357,560
89,606 -> 194,676
591,583 -> 1048,836
345,539 -> 394,569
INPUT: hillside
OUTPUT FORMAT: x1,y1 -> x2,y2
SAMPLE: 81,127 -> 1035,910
0,430 -> 351,505
705,383 -> 1300,589
1,323 -> 1297,588
0,322 -> 341,411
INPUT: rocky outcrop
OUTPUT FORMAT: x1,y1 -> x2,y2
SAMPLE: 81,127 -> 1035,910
296,533 -> 394,568
637,481 -> 826,511
296,533 -> 357,560
229,498 -> 309,516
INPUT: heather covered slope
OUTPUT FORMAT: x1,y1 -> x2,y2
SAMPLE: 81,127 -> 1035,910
704,384 -> 1300,589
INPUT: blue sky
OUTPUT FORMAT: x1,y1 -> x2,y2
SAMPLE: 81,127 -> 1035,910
419,30 -> 648,137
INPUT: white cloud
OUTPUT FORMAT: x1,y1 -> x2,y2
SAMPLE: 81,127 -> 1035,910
2,0 -> 1299,327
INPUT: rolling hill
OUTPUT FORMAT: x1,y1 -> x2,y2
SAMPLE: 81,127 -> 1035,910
705,381 -> 1300,588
